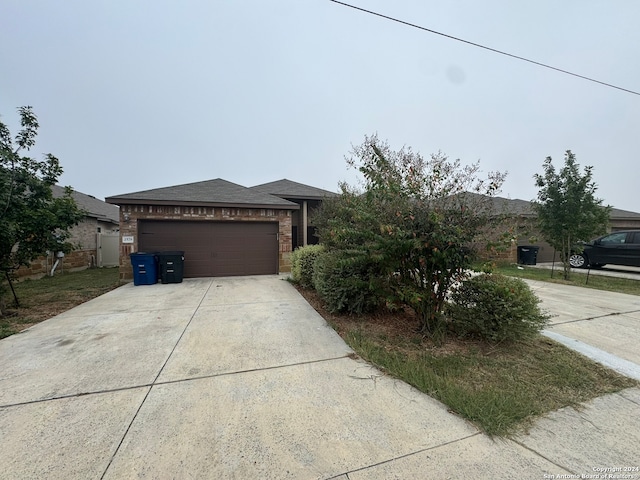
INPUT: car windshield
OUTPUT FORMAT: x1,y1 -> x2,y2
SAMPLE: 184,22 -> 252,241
599,232 -> 627,245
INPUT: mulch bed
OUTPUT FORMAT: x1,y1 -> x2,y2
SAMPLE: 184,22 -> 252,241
293,284 -> 495,357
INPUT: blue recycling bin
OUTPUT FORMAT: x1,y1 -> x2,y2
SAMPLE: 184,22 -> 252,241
130,252 -> 158,285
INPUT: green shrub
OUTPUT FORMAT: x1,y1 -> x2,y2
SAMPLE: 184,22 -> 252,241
290,245 -> 324,288
446,273 -> 550,343
313,251 -> 382,314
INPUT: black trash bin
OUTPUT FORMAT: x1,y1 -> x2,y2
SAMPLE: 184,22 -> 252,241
156,251 -> 185,284
517,246 -> 540,265
130,252 -> 158,286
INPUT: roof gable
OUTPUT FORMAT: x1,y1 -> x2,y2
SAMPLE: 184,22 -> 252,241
105,178 -> 299,209
251,179 -> 338,200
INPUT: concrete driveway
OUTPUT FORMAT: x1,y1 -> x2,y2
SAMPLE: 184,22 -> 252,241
1,275 -> 638,479
523,279 -> 640,380
532,262 -> 640,281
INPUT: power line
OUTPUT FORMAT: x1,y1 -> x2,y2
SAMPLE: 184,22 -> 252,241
328,0 -> 640,97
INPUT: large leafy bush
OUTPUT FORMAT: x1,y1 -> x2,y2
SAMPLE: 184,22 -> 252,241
447,273 -> 550,343
312,251 -> 382,314
313,134 -> 507,335
290,244 -> 324,288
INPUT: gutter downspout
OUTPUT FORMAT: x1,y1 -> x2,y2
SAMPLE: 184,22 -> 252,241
50,251 -> 65,276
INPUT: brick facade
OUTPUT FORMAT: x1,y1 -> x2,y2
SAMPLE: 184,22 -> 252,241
15,250 -> 95,278
73,218 -> 100,251
15,218 -> 119,279
478,242 -> 518,264
118,204 -> 293,281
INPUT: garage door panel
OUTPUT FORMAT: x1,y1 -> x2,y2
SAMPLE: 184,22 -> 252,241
210,223 -> 277,277
184,246 -> 213,278
138,221 -> 278,278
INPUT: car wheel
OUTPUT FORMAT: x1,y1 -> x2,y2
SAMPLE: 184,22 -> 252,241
569,253 -> 589,268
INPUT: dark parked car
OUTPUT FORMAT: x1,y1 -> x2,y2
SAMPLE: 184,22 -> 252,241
569,230 -> 640,268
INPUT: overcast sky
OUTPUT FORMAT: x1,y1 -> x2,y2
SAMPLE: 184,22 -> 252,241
2,1 -> 638,211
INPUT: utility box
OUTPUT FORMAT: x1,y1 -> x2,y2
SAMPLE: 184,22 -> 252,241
517,246 -> 540,265
156,251 -> 185,284
130,252 -> 158,286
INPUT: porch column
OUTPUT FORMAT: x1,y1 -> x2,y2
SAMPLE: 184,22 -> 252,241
302,200 -> 308,246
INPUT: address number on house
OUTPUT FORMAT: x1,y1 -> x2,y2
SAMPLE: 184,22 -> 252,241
122,236 -> 134,244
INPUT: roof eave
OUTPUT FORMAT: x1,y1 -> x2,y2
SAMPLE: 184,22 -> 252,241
106,198 -> 299,210
82,211 -> 120,223
278,194 -> 338,201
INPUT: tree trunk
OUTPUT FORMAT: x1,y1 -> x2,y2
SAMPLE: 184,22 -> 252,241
5,271 -> 20,308
562,237 -> 571,280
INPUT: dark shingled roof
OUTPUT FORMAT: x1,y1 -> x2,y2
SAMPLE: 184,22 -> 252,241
481,193 -> 640,220
491,196 -> 537,217
53,185 -> 119,225
105,178 -> 299,209
608,207 -> 640,220
251,179 -> 338,200
446,192 -> 535,217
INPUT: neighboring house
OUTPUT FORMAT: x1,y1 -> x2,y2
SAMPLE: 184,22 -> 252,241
105,178 -> 337,281
481,195 -> 640,263
16,186 -> 120,278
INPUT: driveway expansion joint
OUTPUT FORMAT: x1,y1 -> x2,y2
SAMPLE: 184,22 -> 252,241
327,432 -> 483,479
0,384 -> 153,409
510,438 -> 576,476
0,357 -> 357,409
152,354 -> 357,387
620,388 -> 640,407
549,308 -> 640,326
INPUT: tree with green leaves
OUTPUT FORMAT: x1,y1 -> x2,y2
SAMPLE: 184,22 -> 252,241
1,106 -> 84,311
533,150 -> 610,280
314,134 -> 507,338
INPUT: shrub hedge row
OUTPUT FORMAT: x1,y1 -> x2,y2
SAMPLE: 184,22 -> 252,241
290,246 -> 548,342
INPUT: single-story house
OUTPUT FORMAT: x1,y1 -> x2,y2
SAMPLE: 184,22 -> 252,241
105,179 -> 338,281
17,186 -> 120,278
481,195 -> 640,263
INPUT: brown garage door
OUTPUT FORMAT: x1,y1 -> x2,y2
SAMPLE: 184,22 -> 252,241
138,221 -> 278,277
